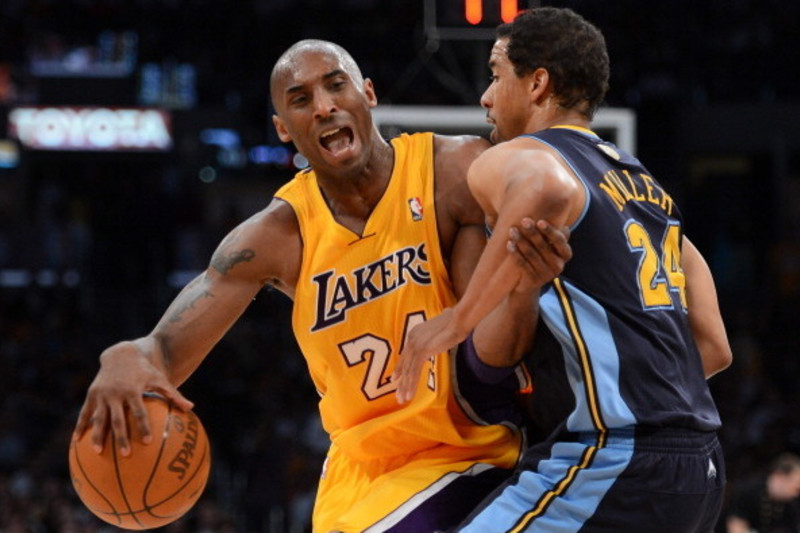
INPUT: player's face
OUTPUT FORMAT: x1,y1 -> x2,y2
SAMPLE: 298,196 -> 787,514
780,470 -> 800,500
480,38 -> 533,143
272,49 -> 377,177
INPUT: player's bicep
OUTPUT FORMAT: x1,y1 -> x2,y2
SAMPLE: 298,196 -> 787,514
210,201 -> 297,284
150,264 -> 262,383
153,202 -> 299,380
682,236 -> 732,377
449,223 -> 487,298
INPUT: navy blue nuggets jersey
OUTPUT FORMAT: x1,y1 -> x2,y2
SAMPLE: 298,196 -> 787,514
457,126 -> 725,533
527,126 -> 721,438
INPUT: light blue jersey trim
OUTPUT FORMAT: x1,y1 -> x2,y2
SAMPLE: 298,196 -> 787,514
539,280 -> 637,433
459,435 -> 634,532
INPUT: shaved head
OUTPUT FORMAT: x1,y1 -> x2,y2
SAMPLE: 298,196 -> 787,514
268,38 -> 382,180
270,40 -> 364,108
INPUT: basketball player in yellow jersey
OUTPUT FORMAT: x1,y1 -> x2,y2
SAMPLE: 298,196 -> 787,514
275,131 -> 530,531
73,39 -> 571,532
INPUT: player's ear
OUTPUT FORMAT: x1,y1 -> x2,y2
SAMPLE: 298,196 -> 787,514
363,78 -> 378,108
272,114 -> 292,143
529,67 -> 551,105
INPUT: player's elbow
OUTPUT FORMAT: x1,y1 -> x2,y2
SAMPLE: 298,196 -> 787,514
715,343 -> 733,373
703,340 -> 733,379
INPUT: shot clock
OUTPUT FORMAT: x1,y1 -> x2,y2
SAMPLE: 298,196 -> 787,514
425,0 -> 537,40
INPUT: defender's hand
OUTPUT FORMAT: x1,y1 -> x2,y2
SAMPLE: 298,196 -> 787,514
507,218 -> 572,292
393,309 -> 466,404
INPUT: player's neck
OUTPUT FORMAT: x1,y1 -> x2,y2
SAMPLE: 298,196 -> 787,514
317,136 -> 395,221
524,101 -> 590,135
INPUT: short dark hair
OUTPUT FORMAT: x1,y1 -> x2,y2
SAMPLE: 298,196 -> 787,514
770,453 -> 800,476
497,7 -> 610,119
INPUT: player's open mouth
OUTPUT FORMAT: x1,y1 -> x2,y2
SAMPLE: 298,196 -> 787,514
319,126 -> 355,156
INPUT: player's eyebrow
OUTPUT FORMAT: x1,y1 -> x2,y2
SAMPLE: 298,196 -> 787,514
322,68 -> 347,81
285,69 -> 347,95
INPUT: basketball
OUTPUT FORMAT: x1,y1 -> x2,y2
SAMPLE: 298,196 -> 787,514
69,393 -> 211,530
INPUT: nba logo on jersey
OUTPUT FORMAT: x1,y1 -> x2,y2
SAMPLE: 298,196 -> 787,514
408,197 -> 423,221
597,142 -> 621,161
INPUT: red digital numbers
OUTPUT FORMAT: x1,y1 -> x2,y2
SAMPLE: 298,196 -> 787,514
463,0 -> 520,26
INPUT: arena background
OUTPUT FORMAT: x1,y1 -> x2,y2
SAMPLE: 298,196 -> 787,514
1,0 -> 799,531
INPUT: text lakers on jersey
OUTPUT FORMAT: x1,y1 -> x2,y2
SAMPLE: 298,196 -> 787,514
312,243 -> 432,331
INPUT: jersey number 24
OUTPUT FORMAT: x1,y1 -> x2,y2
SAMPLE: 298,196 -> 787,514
338,311 -> 436,401
625,220 -> 687,311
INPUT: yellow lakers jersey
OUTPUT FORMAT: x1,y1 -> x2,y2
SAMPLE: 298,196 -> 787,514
275,132 -> 520,465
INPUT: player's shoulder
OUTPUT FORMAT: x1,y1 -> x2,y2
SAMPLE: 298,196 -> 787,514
221,198 -> 300,256
479,135 -> 560,168
218,197 -> 301,290
431,134 -> 492,191
250,197 -> 300,236
432,133 -> 491,161
469,137 -> 571,201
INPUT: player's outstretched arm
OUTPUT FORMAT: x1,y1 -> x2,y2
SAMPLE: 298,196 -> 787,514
73,199 -> 301,455
392,219 -> 570,402
394,142 -> 579,403
682,235 -> 732,378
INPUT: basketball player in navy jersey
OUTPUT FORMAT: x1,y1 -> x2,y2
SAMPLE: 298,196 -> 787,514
395,7 -> 732,532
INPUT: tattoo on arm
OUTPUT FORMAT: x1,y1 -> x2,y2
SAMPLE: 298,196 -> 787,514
166,288 -> 215,324
211,249 -> 256,275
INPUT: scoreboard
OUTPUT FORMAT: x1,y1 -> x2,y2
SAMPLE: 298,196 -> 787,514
425,0 -> 539,40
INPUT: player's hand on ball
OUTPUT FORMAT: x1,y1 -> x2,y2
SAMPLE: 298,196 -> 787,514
70,393 -> 210,529
73,339 -> 193,456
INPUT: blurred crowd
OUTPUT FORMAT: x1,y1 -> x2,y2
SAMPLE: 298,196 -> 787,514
1,0 -> 800,532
